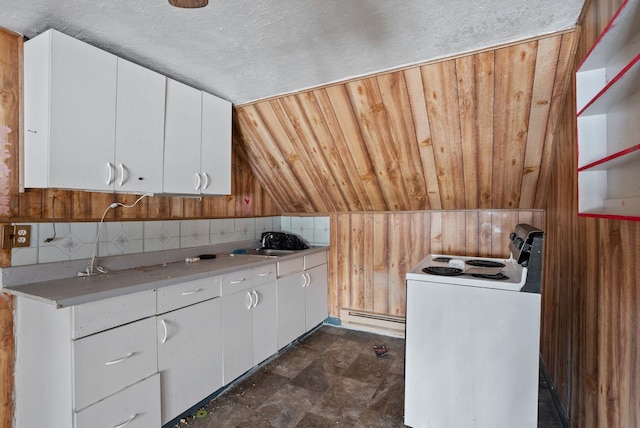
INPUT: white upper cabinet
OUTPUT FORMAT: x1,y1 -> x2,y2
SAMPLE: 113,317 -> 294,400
201,91 -> 232,195
164,79 -> 232,195
114,58 -> 166,193
24,29 -> 231,195
24,29 -> 118,191
163,78 -> 203,195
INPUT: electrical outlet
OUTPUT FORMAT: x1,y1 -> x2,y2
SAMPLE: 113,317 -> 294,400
0,225 -> 32,248
14,225 -> 31,247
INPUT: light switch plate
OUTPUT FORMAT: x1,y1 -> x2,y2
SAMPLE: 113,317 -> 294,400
1,225 -> 13,249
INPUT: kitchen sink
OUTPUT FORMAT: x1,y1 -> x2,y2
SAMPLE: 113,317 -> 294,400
239,248 -> 299,257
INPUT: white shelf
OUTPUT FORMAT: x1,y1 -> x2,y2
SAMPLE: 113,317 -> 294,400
576,0 -> 640,111
576,0 -> 640,220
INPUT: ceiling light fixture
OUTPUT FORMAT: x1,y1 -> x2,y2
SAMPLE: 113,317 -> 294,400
168,0 -> 208,8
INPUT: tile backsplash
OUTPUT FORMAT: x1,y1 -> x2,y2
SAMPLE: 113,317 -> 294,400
10,216 -> 329,266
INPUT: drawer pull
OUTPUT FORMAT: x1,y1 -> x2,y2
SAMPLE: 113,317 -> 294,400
105,352 -> 135,366
161,319 -> 168,344
106,162 -> 115,186
258,271 -> 273,277
182,288 -> 202,296
112,413 -> 137,428
252,290 -> 259,308
230,278 -> 247,284
246,291 -> 253,310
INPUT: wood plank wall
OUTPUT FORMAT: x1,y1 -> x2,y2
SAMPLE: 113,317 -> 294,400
234,32 -> 575,213
542,0 -> 640,427
0,27 -> 21,428
328,210 -> 544,318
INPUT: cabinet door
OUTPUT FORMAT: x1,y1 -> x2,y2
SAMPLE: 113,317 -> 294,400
114,58 -> 166,193
201,92 -> 232,195
305,264 -> 329,331
45,30 -> 118,190
277,272 -> 306,349
49,31 -> 118,191
251,281 -> 278,366
163,78 -> 202,194
157,298 -> 222,425
221,289 -> 254,384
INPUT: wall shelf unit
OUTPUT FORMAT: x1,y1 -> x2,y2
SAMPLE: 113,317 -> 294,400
576,0 -> 640,220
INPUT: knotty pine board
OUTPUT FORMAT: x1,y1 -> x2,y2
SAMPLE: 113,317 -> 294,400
327,210 -> 544,318
236,32 -> 576,214
541,0 -> 640,427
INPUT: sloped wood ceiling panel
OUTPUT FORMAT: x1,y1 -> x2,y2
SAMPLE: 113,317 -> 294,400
235,31 -> 576,213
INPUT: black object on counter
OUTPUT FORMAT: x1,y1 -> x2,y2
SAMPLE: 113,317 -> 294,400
199,254 -> 216,259
260,231 -> 309,250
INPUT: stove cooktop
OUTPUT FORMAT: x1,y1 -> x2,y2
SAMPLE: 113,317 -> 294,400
406,254 -> 528,291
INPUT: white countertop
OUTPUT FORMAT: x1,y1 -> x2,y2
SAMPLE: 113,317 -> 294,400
1,243 -> 328,308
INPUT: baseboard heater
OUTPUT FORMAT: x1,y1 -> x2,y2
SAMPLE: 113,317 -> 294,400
340,308 -> 405,333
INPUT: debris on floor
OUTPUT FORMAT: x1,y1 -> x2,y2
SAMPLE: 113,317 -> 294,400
373,344 -> 388,357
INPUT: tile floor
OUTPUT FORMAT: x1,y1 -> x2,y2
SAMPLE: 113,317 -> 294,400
173,325 -> 564,428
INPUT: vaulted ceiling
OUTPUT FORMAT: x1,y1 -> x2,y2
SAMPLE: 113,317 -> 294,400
1,0 -> 583,104
234,32 -> 577,213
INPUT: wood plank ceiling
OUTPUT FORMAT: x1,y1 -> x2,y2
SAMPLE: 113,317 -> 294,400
234,31 -> 576,213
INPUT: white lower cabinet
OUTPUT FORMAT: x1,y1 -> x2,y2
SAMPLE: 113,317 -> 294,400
14,290 -> 159,428
75,373 -> 161,428
304,263 -> 329,331
277,270 -> 307,349
13,251 -> 327,428
221,264 -> 277,384
157,280 -> 223,425
277,251 -> 329,349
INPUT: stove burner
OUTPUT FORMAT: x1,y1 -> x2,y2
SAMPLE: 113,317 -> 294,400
422,266 -> 510,280
432,256 -> 452,263
465,259 -> 506,268
469,272 -> 509,280
422,266 -> 464,276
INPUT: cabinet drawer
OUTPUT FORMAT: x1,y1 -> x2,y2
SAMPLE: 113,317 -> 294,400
73,317 -> 157,411
75,373 -> 160,428
157,276 -> 221,314
252,263 -> 277,286
72,289 -> 156,339
220,268 -> 253,295
304,251 -> 327,270
277,257 -> 304,277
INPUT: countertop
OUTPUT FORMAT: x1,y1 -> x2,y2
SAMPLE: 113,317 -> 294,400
1,244 -> 328,308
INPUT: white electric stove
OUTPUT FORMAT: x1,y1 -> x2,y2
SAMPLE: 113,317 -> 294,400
404,224 -> 544,428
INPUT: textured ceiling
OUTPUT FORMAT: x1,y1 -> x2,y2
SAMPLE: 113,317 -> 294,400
0,0 -> 583,105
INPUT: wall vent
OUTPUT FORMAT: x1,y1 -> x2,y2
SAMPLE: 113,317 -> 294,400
340,308 -> 405,333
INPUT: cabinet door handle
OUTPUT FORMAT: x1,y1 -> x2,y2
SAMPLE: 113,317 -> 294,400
230,278 -> 247,284
258,272 -> 273,277
194,172 -> 202,191
105,352 -> 135,366
246,291 -> 253,310
118,163 -> 128,187
106,162 -> 115,185
112,413 -> 137,428
202,172 -> 210,191
252,290 -> 259,308
161,319 -> 168,344
182,288 -> 202,296
304,273 -> 311,287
